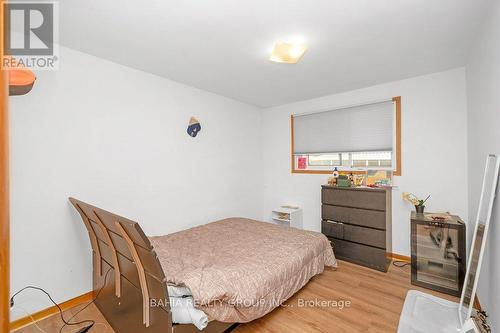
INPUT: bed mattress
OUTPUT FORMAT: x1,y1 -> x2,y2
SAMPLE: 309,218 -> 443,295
149,218 -> 336,323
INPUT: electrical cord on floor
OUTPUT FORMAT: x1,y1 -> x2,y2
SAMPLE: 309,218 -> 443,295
10,285 -> 95,332
392,260 -> 411,268
59,267 -> 112,333
10,267 -> 112,333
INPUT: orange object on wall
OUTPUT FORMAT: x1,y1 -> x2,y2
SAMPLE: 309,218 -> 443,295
8,66 -> 36,96
3,56 -> 36,96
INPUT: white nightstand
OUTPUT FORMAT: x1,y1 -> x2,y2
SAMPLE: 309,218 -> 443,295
271,206 -> 303,229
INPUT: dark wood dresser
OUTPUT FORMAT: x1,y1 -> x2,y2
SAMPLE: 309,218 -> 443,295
321,185 -> 392,272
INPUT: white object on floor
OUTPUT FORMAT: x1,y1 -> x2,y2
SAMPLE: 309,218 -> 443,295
169,296 -> 208,331
168,285 -> 192,297
397,290 -> 465,333
271,206 -> 303,229
167,285 -> 208,330
398,291 -> 482,333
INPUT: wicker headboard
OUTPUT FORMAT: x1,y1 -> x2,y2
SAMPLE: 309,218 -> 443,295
69,197 -> 172,333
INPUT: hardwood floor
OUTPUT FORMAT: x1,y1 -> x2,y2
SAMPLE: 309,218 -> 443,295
234,261 -> 457,333
11,301 -> 114,333
13,260 -> 458,333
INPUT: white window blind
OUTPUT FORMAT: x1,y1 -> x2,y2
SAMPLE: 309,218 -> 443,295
293,100 -> 395,154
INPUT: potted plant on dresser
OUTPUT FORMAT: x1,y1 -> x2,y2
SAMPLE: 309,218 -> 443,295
403,192 -> 430,214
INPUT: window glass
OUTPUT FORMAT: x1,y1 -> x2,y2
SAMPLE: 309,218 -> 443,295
294,151 -> 392,171
351,151 -> 392,168
308,154 -> 341,166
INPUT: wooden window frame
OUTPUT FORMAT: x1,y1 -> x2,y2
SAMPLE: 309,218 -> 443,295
291,96 -> 402,176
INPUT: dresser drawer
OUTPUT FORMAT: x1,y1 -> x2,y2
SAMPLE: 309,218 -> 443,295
322,188 -> 386,211
329,238 -> 388,272
342,224 -> 386,249
322,205 -> 386,230
321,220 -> 344,239
323,220 -> 385,248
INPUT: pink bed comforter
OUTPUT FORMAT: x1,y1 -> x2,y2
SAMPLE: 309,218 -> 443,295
149,218 -> 336,323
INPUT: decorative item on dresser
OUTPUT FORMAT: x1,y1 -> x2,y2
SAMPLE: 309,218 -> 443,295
321,185 -> 392,272
403,192 -> 430,215
410,212 -> 466,297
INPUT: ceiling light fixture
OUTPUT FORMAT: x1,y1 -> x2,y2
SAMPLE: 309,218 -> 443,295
269,41 -> 308,64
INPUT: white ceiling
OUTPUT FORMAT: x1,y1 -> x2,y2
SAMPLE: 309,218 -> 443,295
59,0 -> 491,107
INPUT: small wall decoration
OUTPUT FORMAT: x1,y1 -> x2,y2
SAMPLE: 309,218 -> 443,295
298,157 -> 307,169
187,117 -> 201,137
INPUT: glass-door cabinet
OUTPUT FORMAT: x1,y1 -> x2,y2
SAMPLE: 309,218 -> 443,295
410,212 -> 466,297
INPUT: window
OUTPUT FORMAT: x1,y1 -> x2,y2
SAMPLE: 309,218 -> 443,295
352,151 -> 393,167
291,97 -> 401,175
308,153 -> 343,166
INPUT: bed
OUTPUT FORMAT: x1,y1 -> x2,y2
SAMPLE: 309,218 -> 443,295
69,198 -> 336,333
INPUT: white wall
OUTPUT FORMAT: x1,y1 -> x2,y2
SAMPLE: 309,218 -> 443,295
466,0 -> 500,329
261,68 -> 468,256
9,46 -> 263,319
